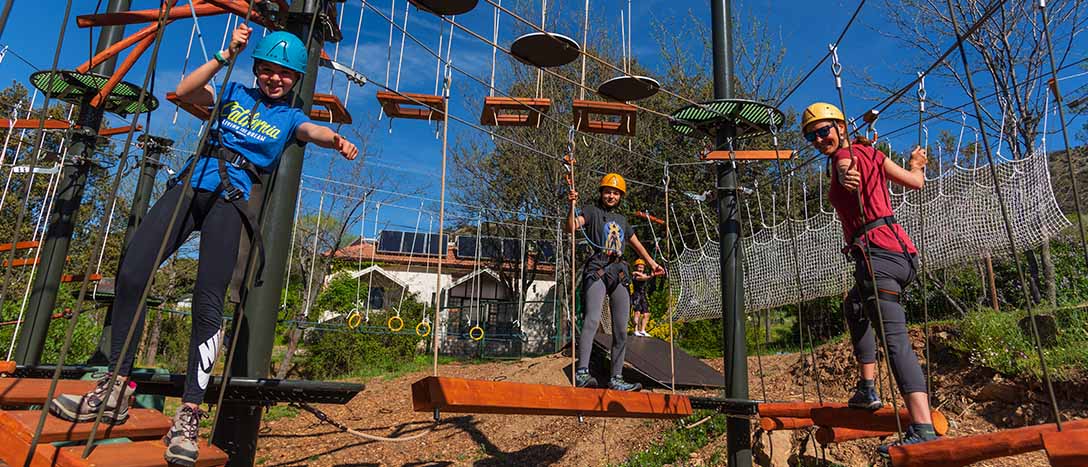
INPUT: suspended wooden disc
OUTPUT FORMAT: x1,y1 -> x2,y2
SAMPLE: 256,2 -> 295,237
30,70 -> 158,116
597,75 -> 660,101
408,0 -> 478,16
510,32 -> 581,68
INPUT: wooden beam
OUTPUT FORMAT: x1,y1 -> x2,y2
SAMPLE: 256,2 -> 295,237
0,241 -> 40,253
480,97 -> 552,127
633,211 -> 666,226
55,439 -> 229,467
572,100 -> 637,136
0,378 -> 96,406
60,273 -> 103,283
1041,429 -> 1088,467
889,418 -> 1088,467
2,257 -> 39,268
77,1 -> 220,27
816,426 -> 893,445
759,416 -> 813,431
0,361 -> 14,375
0,119 -> 71,130
812,406 -> 947,435
311,93 -> 353,124
376,91 -> 445,120
758,401 -> 846,418
98,124 -> 142,137
702,150 -> 793,161
412,376 -> 692,419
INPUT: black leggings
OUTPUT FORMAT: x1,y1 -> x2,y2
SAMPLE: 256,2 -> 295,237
109,184 -> 242,404
845,248 -> 928,395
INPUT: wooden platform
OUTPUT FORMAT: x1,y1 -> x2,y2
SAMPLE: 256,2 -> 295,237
412,376 -> 692,419
0,408 -> 170,444
890,418 -> 1088,467
479,97 -> 551,126
376,91 -> 445,120
572,100 -> 637,136
55,440 -> 227,467
702,149 -> 793,161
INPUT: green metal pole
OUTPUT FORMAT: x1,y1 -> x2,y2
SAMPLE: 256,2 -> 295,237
210,1 -> 324,464
13,0 -> 130,366
711,0 -> 750,465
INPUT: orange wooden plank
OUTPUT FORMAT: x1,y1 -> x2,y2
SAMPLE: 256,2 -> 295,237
60,274 -> 103,284
572,99 -> 636,136
0,361 -> 14,375
77,2 -> 222,27
811,406 -> 947,435
412,376 -> 692,419
890,418 -> 1088,467
0,408 -> 171,444
480,97 -> 552,127
0,241 -> 40,253
2,258 -> 39,268
55,440 -> 228,467
97,125 -> 142,137
758,401 -> 847,418
1041,429 -> 1088,467
0,119 -> 71,130
376,91 -> 445,120
166,92 -> 213,120
0,418 -> 61,467
702,150 -> 794,161
759,416 -> 812,431
633,211 -> 666,226
0,379 -> 96,406
816,425 -> 893,445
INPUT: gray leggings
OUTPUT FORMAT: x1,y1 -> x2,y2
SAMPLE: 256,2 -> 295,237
577,277 -> 630,377
846,248 -> 928,395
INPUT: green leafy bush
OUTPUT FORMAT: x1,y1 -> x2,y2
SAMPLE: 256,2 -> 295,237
613,411 -> 728,467
953,305 -> 1088,380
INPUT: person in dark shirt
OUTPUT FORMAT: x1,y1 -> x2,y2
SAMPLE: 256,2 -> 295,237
630,259 -> 652,337
803,102 -> 935,455
50,25 -> 358,466
567,173 -> 664,390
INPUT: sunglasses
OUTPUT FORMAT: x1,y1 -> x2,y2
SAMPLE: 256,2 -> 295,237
804,125 -> 834,143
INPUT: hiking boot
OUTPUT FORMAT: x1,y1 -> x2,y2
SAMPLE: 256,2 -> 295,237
608,376 -> 642,392
575,369 -> 598,388
49,373 -> 136,424
164,404 -> 207,467
847,380 -> 883,410
877,424 -> 939,458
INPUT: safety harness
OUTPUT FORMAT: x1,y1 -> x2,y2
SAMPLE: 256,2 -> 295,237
584,251 -> 630,295
171,129 -> 266,284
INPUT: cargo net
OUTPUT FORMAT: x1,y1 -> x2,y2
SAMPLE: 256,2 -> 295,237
669,149 -> 1070,321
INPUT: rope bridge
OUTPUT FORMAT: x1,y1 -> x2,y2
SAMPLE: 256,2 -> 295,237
670,149 -> 1070,321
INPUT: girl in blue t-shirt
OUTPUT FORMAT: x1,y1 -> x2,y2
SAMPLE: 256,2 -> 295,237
50,25 -> 358,466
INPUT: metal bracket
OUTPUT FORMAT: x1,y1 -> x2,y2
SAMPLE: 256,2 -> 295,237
320,56 -> 368,87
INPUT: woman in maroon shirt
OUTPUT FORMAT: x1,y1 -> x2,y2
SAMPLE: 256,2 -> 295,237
802,102 -> 936,455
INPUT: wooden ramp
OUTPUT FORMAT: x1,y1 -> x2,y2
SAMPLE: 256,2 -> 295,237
0,377 -> 228,467
412,376 -> 693,419
591,332 -> 724,389
889,418 -> 1088,467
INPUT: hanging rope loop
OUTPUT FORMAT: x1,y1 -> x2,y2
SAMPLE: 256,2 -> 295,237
916,72 -> 927,111
829,44 -> 843,88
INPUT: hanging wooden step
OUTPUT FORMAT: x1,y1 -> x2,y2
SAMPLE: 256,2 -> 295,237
810,405 -> 948,435
167,92 -> 353,124
310,94 -> 353,124
571,100 -> 637,136
0,378 -> 96,406
376,91 -> 445,120
759,416 -> 812,431
54,439 -> 229,467
2,257 -> 40,268
479,97 -> 551,127
0,408 -> 171,444
96,125 -> 142,137
412,376 -> 692,419
702,150 -> 794,161
60,273 -> 104,284
0,119 -> 71,130
889,418 -> 1088,467
816,426 -> 894,445
0,361 -> 14,375
1041,429 -> 1088,467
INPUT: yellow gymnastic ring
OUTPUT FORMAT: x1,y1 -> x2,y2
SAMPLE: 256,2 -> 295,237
415,321 -> 432,337
347,311 -> 363,329
469,325 -> 485,341
387,315 -> 405,332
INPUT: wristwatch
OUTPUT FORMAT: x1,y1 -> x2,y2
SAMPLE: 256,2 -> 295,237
214,50 -> 229,65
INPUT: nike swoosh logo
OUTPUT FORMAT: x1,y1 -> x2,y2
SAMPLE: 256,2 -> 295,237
197,332 -> 222,390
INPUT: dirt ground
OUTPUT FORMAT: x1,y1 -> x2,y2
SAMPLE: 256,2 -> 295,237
254,328 -> 1086,467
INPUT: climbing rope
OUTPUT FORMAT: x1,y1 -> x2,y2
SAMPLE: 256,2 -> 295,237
292,402 -> 437,442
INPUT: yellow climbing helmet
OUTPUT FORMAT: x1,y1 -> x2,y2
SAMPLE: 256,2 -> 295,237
801,102 -> 845,131
599,173 -> 627,194
633,258 -> 646,267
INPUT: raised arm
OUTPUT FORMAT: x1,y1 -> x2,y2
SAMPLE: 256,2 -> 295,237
295,123 -> 359,160
176,24 -> 251,107
884,146 -> 927,190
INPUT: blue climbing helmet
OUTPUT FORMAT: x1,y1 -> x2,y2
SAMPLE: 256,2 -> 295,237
251,31 -> 308,74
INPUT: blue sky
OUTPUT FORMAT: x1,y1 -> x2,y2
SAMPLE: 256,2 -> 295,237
0,0 -> 1085,238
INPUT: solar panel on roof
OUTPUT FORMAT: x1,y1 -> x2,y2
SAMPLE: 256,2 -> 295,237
377,230 -> 447,255
455,236 -> 556,264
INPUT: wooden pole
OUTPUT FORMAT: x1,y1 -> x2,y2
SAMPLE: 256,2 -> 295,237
890,419 -> 1088,467
985,253 -> 999,312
